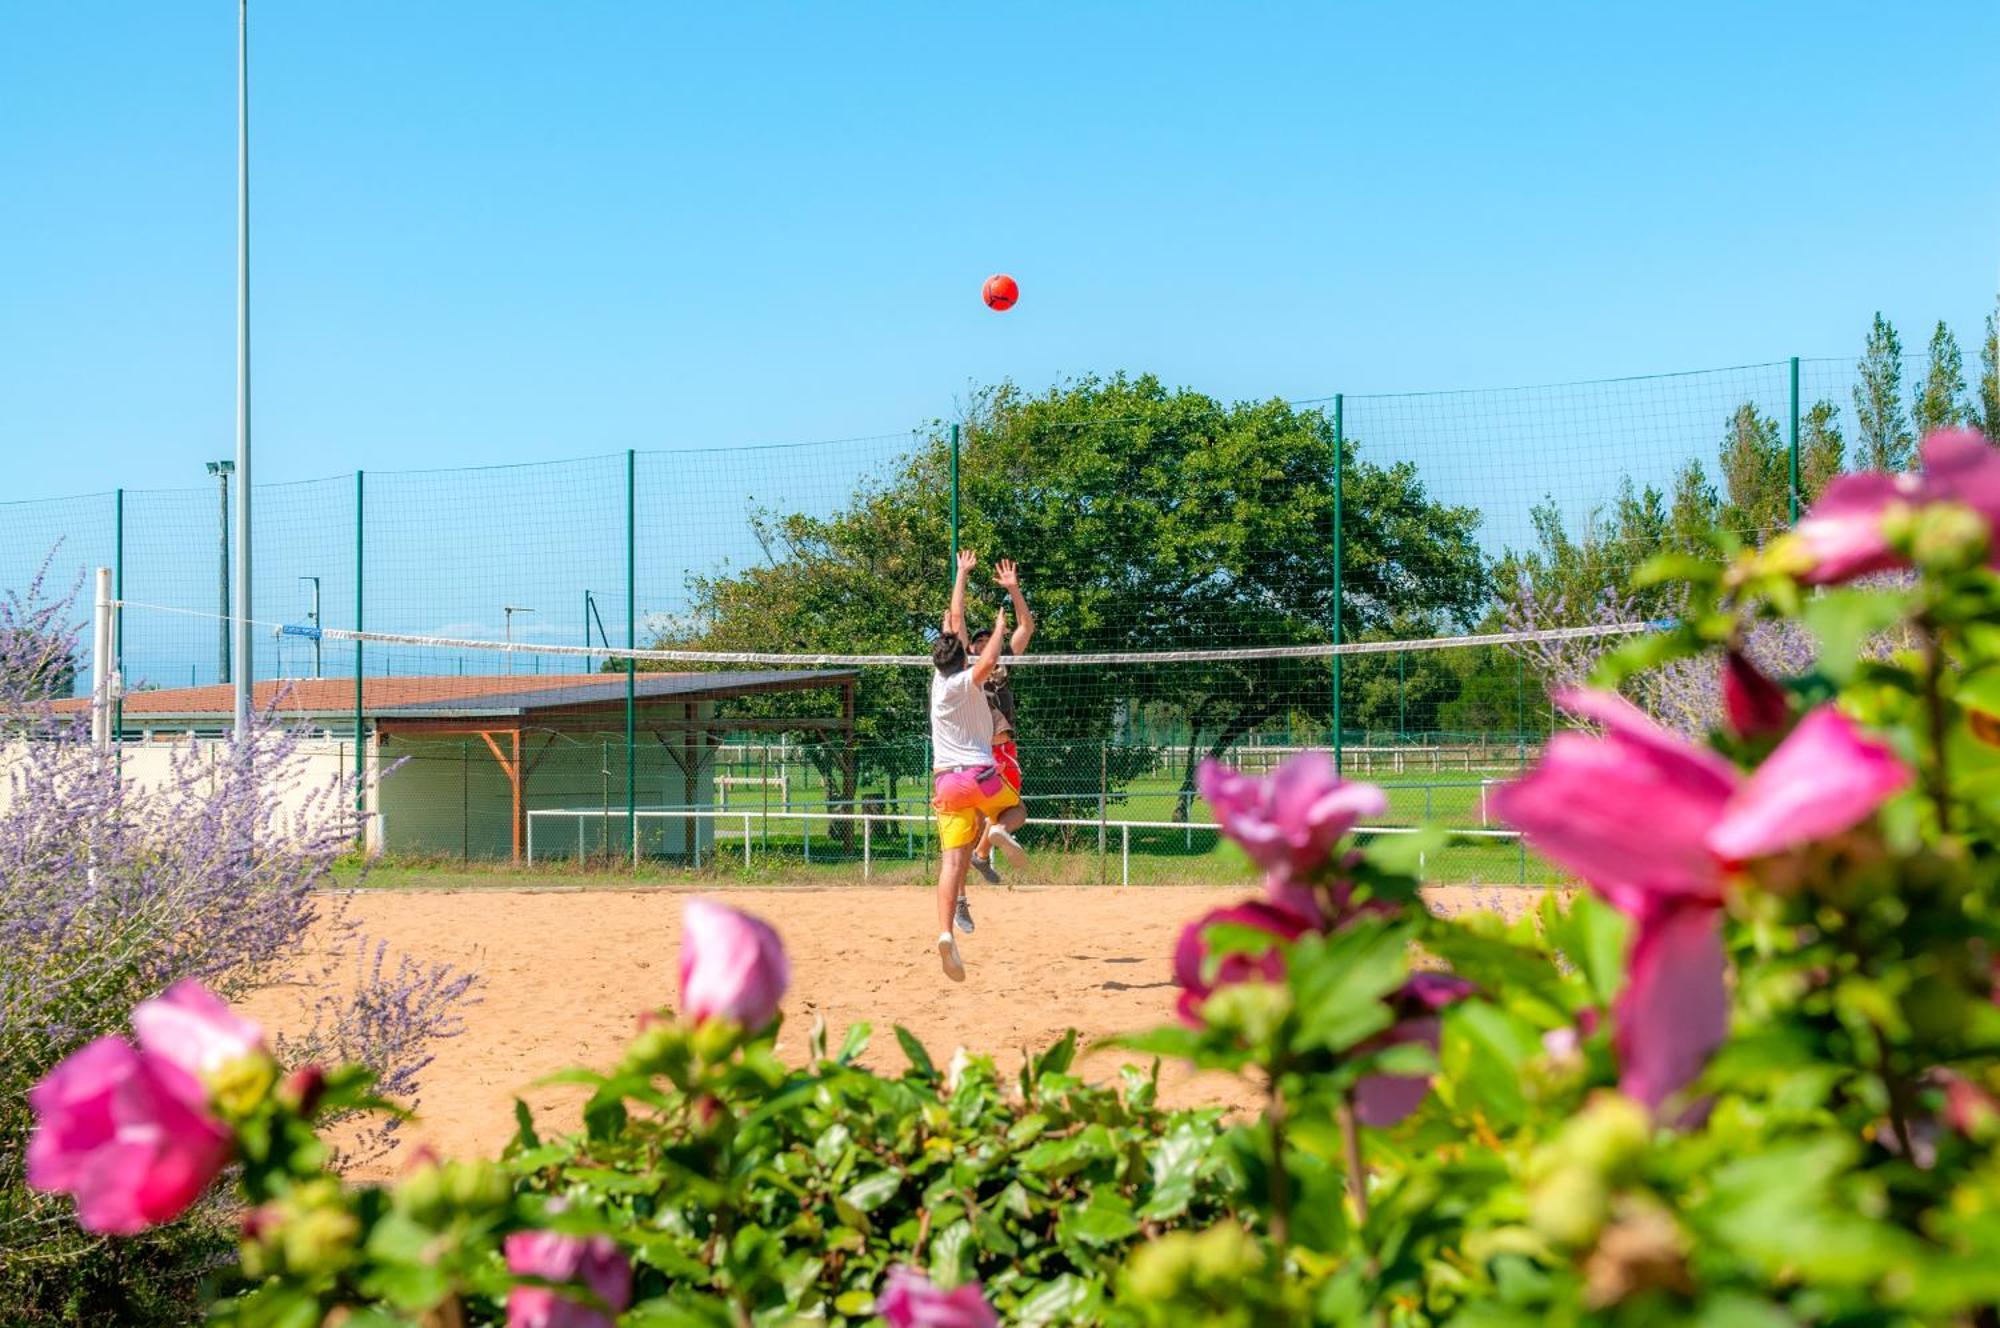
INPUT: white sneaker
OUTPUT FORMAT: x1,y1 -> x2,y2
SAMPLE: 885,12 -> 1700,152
937,932 -> 966,982
987,825 -> 1029,870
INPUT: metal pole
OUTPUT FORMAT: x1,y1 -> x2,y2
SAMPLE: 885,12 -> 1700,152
948,422 -> 961,583
209,462 -> 232,683
1787,355 -> 1801,524
113,490 -> 124,749
232,0 -> 252,739
626,448 -> 638,866
353,471 -> 365,839
91,568 -> 113,752
1331,394 -> 1345,776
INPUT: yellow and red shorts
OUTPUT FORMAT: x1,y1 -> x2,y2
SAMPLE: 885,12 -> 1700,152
932,764 -> 1021,852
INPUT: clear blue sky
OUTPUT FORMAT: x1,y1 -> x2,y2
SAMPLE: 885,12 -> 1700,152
2,0 -> 1996,503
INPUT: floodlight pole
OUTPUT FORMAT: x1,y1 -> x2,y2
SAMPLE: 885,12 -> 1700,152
231,0 -> 253,740
503,606 -> 536,674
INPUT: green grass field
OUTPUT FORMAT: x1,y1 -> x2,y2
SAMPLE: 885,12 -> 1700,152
345,756 -> 1563,891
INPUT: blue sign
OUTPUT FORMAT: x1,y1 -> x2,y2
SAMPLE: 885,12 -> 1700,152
280,624 -> 322,641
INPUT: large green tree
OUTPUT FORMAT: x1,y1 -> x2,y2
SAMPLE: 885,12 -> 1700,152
653,375 -> 1487,815
1914,319 -> 1969,436
1854,312 -> 1914,470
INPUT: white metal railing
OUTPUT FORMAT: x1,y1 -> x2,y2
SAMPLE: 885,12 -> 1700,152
523,805 -> 1522,886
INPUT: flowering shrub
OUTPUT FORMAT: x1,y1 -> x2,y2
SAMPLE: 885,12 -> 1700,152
23,899 -> 1232,1326
22,429 -> 2000,1325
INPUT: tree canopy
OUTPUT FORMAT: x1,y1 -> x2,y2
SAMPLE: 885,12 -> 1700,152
651,374 -> 1488,806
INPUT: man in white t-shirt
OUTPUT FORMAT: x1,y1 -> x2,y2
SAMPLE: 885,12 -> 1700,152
928,550 -> 1028,981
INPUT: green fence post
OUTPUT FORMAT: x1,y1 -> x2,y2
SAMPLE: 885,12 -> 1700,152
626,449 -> 638,869
1788,355 -> 1801,524
1396,650 -> 1406,744
112,488 -> 123,752
949,422 -> 961,582
1331,394 -> 1345,776
353,471 -> 365,841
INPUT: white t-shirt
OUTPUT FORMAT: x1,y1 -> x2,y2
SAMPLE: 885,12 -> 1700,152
930,667 -> 996,770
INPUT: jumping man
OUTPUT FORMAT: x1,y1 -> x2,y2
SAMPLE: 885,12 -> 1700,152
928,550 -> 1026,982
969,557 -> 1035,885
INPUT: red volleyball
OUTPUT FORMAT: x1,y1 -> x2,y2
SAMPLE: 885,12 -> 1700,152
982,274 -> 1018,312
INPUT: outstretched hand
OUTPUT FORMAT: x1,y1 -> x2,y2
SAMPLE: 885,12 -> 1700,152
956,549 -> 978,577
994,559 -> 1020,591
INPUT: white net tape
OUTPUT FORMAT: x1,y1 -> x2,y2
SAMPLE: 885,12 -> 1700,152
114,601 -> 1658,669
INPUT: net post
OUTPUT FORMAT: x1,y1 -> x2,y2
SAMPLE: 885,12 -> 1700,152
1787,355 -> 1801,524
112,489 -> 123,758
626,448 -> 638,869
353,470 -> 365,846
949,422 -> 961,581
1331,394 -> 1345,776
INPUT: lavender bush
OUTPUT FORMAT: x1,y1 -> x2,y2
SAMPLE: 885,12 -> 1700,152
0,556 -> 479,1324
1501,573 -> 1901,736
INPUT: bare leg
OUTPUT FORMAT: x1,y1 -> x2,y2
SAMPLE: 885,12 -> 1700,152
970,813 -> 990,872
937,847 -> 971,934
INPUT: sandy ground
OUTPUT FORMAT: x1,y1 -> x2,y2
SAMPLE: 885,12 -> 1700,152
243,884 -> 1546,1177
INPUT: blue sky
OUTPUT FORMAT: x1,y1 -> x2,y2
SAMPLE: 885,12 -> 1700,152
3,1 -> 1996,502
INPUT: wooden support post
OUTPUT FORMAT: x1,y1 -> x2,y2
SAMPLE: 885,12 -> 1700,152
476,728 -> 526,865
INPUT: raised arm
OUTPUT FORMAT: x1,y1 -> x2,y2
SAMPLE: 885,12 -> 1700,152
995,558 -> 1035,655
947,548 -> 976,647
969,606 -> 1008,686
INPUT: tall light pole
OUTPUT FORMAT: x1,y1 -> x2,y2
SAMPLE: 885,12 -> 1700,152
503,606 -> 535,675
232,0 -> 253,738
206,460 -> 234,683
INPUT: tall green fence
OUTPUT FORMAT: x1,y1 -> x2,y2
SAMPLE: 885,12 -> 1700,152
0,356 -> 1926,882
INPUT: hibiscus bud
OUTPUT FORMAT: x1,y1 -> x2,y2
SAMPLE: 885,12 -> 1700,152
1124,1223 -> 1262,1302
1907,501 -> 1991,573
695,1094 -> 727,1129
1559,1092 -> 1652,1176
278,1064 -> 327,1118
277,1180 -> 360,1278
1198,981 -> 1292,1046
237,1203 -> 282,1278
1721,650 -> 1789,739
1528,1163 -> 1609,1248
445,1159 -> 511,1213
680,899 -> 790,1031
874,1266 -> 998,1328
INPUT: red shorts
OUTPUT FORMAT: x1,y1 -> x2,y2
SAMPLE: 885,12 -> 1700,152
992,739 -> 1022,792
